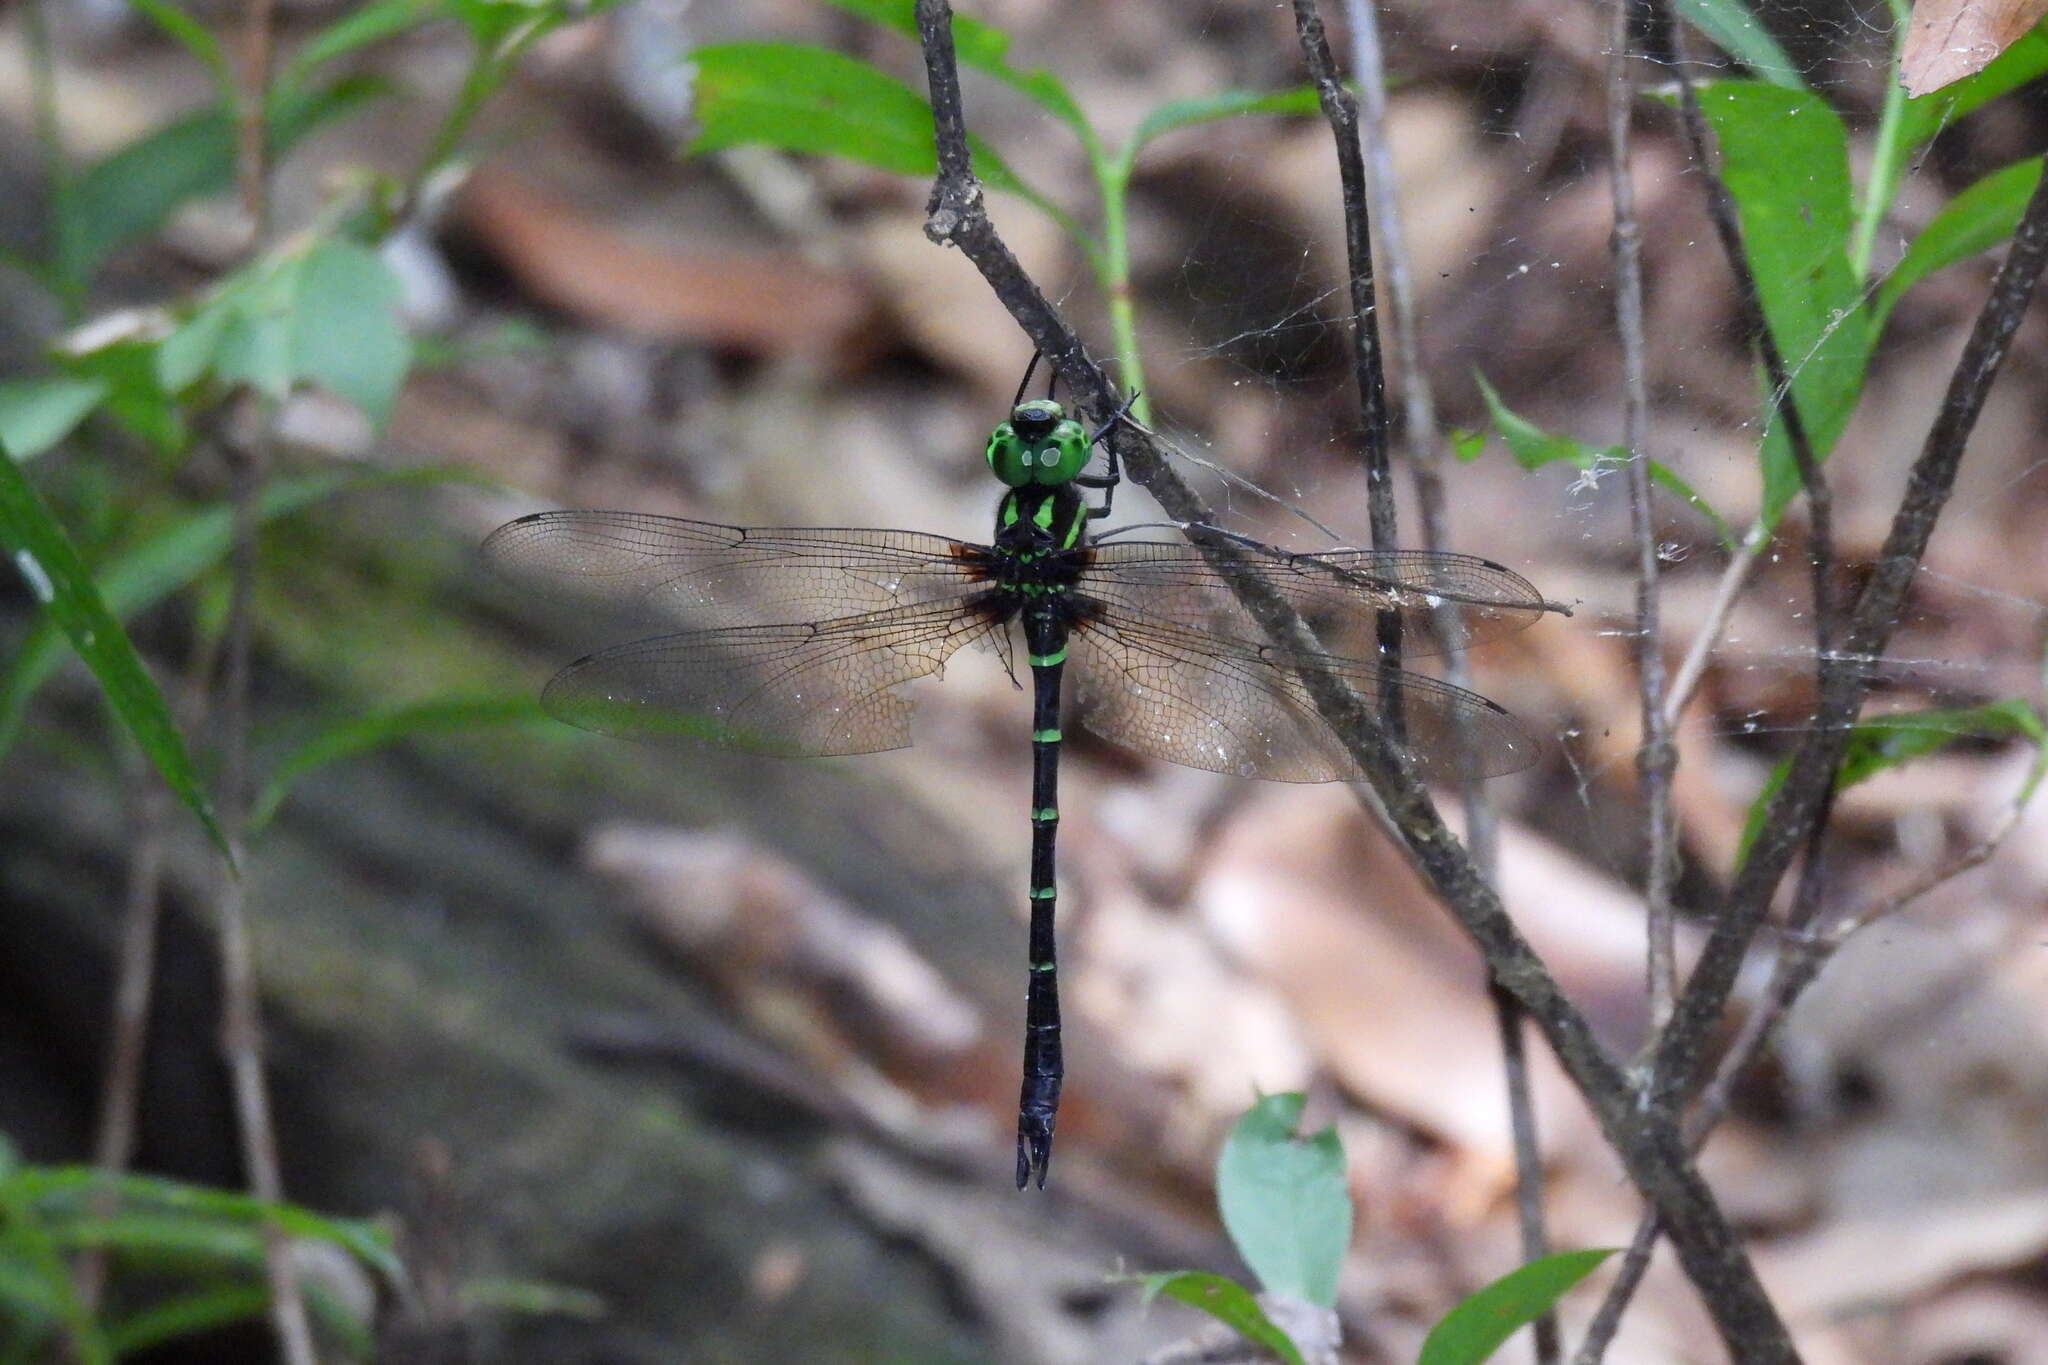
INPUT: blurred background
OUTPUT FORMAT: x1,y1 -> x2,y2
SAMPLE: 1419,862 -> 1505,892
3,0 -> 2048,1360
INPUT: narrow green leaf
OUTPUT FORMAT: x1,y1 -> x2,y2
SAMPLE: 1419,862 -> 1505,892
251,694 -> 549,832
1674,0 -> 1805,90
1418,1249 -> 1617,1365
0,467 -> 477,762
1130,87 -> 1321,156
284,0 -> 439,87
105,1287 -> 270,1355
0,378 -> 107,462
1215,1094 -> 1350,1308
17,1166 -> 399,1279
1736,700 -> 2046,867
1137,1271 -> 1304,1365
1684,80 -> 1874,528
58,78 -> 389,288
1900,29 -> 2048,155
811,0 -> 1087,131
1470,374 -> 1736,550
0,444 -> 226,857
460,1276 -> 608,1320
124,0 -> 235,97
1877,157 -> 2045,325
686,43 -> 1039,202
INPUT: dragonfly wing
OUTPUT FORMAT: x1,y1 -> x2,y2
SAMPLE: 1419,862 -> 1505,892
1080,541 -> 1552,659
544,600 -> 998,755
483,511 -> 988,627
1069,608 -> 1539,783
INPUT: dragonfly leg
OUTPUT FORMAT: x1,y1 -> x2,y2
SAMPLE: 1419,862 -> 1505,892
1076,391 -> 1140,522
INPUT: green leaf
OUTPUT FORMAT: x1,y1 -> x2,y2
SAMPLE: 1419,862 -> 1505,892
1674,0 -> 1805,90
60,335 -> 187,458
161,237 -> 413,424
251,694 -> 549,832
105,1287 -> 270,1356
1129,87 -> 1321,156
0,442 -> 226,856
124,0 -> 235,97
1418,1249 -> 1617,1365
0,467 -> 475,762
1471,373 -> 1736,550
283,0 -> 439,88
289,239 -> 413,425
1136,1271 -> 1304,1365
1686,80 -> 1875,528
1877,157 -> 2045,324
16,1166 -> 399,1279
1215,1094 -> 1349,1308
1736,700 -> 2047,868
1900,29 -> 2048,156
686,43 -> 1038,202
811,0 -> 1087,131
57,77 -> 389,289
0,377 -> 107,461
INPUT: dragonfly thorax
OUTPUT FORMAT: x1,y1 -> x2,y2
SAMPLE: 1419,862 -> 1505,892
987,399 -> 1092,489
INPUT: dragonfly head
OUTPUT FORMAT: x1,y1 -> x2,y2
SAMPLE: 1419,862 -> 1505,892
987,399 -> 1092,488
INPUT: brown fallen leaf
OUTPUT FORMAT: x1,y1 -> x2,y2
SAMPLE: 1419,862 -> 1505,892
1901,0 -> 2048,97
454,168 -> 878,356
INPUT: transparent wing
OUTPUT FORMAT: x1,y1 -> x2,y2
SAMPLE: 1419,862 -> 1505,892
1070,608 -> 1539,783
482,511 -> 988,628
1079,540 -> 1552,658
543,600 -> 998,755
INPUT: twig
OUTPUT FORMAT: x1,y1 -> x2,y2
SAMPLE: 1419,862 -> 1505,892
1289,0 -> 1406,744
1574,746 -> 2044,1364
915,3 -> 1797,1357
234,0 -> 278,239
1340,1 -> 1555,1353
216,0 -> 313,1357
1606,0 -> 1679,1039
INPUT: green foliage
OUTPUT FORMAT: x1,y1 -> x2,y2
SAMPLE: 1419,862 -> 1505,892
251,693 -> 552,832
687,42 -> 1035,201
1216,1093 -> 1351,1309
54,77 -> 389,298
680,3 -> 1319,416
1738,699 -> 2048,867
1467,374 -> 1736,551
1675,0 -> 1804,90
0,1141 -> 395,1362
0,377 -> 108,462
0,439 -> 226,857
1878,157 -> 2046,322
159,237 -> 413,427
1417,1249 -> 1618,1365
1136,1271 -> 1305,1365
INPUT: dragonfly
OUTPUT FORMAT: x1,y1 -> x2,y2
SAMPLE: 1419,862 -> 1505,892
483,363 -> 1564,1188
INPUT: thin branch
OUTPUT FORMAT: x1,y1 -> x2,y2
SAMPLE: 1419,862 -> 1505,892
1340,1 -> 1555,1352
1289,0 -> 1407,744
216,0 -> 312,1356
1607,0 -> 1679,1039
1575,745 -> 2043,1363
915,3 -> 1797,1357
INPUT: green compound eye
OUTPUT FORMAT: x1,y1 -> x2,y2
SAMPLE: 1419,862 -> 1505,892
1027,419 -> 1090,485
986,425 -> 1032,487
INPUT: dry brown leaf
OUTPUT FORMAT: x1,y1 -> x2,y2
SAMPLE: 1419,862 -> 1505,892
1901,0 -> 2048,96
454,169 -> 877,355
